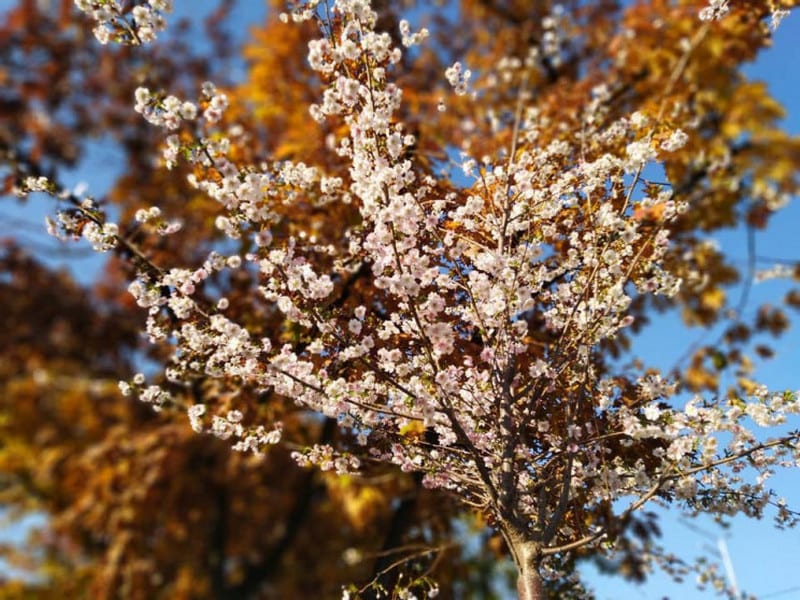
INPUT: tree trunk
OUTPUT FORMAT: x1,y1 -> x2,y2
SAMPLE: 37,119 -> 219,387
509,537 -> 545,600
517,562 -> 545,600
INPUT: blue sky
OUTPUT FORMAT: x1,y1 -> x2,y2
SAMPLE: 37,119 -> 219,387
1,2 -> 799,598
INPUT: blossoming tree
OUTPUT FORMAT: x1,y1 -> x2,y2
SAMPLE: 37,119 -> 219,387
14,0 -> 800,598
1,3 -> 492,598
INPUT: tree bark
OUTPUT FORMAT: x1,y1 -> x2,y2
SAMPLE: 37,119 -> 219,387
517,563 -> 545,600
510,537 -> 545,600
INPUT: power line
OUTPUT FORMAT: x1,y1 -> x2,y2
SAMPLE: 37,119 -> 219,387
761,585 -> 800,599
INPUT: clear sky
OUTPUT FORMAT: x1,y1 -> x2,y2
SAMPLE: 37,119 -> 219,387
1,2 -> 798,598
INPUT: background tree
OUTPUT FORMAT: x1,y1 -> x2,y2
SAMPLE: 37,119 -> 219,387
5,0 -> 800,599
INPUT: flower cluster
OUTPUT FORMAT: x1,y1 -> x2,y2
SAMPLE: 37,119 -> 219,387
698,0 -> 730,21
771,9 -> 790,30
292,444 -> 362,475
20,176 -> 52,194
74,0 -> 173,45
398,19 -> 429,48
134,206 -> 182,235
133,83 -> 231,171
698,0 -> 791,31
190,406 -> 283,454
134,87 -> 197,130
444,61 -> 471,96
80,220 -> 119,252
22,184 -> 124,253
660,128 -> 689,152
539,5 -> 568,66
119,377 -> 172,411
